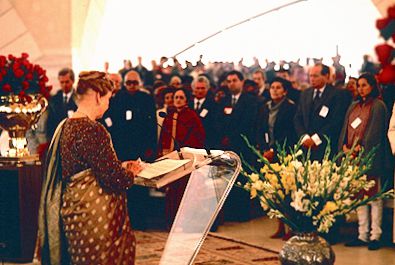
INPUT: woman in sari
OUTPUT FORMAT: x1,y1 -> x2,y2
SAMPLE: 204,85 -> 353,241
158,87 -> 206,228
38,71 -> 143,264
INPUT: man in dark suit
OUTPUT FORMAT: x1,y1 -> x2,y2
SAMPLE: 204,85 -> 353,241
217,70 -> 258,221
253,69 -> 270,100
294,63 -> 349,161
217,70 -> 258,156
106,70 -> 157,230
190,75 -> 218,150
108,70 -> 157,162
294,64 -> 350,244
46,68 -> 78,141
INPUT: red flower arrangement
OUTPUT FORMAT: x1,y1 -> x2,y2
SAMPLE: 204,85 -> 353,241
375,4 -> 395,84
0,53 -> 52,102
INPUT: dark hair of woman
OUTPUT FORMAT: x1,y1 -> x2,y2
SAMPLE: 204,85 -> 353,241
174,87 -> 192,104
160,86 -> 176,100
270,77 -> 292,91
357,72 -> 380,100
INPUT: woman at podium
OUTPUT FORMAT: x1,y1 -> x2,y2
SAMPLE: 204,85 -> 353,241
158,87 -> 206,228
38,71 -> 142,264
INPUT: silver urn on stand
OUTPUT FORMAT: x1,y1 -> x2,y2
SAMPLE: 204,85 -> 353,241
0,94 -> 47,161
279,232 -> 335,265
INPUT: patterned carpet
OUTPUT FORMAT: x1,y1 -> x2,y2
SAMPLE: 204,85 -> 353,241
135,231 -> 280,265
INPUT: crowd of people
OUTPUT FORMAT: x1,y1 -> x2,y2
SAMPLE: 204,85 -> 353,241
31,54 -> 395,263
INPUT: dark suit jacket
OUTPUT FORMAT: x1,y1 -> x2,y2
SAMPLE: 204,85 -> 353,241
287,88 -> 300,105
255,93 -> 269,111
216,93 -> 258,160
258,89 -> 270,100
189,96 -> 218,149
294,85 -> 350,160
256,98 -> 297,151
46,90 -> 77,140
106,89 -> 157,161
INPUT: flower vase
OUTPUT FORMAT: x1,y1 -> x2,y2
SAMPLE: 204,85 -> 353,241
279,232 -> 335,265
0,94 -> 47,157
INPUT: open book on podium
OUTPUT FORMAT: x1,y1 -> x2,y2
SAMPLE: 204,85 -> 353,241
134,147 -> 224,188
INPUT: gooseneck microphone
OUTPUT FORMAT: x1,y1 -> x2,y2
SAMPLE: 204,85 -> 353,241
156,114 -> 184,160
158,111 -> 211,157
158,111 -> 169,118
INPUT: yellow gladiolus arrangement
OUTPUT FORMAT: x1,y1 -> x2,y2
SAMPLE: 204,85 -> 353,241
241,136 -> 394,233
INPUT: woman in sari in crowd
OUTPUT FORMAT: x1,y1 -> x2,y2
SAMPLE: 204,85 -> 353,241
339,72 -> 391,250
38,71 -> 143,264
158,87 -> 206,228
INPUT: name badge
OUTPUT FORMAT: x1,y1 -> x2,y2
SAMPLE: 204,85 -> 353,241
67,110 -> 74,118
126,110 -> 132,120
311,133 -> 322,146
200,109 -> 208,118
224,107 -> 232,115
351,117 -> 362,129
319,105 -> 329,118
265,133 -> 269,144
105,117 -> 113,127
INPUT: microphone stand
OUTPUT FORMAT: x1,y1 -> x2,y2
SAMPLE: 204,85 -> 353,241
159,111 -> 212,158
156,116 -> 184,161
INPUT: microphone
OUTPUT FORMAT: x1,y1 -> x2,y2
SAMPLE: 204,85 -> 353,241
158,111 -> 212,157
158,111 -> 167,118
156,114 -> 184,160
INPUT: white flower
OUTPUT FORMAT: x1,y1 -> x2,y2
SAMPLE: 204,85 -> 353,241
317,215 -> 336,233
267,209 -> 284,219
242,137 -> 394,234
294,149 -> 303,158
290,189 -> 309,212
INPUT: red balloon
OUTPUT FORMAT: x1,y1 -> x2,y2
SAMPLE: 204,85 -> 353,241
376,17 -> 391,30
375,43 -> 394,65
388,5 -> 395,19
378,64 -> 395,84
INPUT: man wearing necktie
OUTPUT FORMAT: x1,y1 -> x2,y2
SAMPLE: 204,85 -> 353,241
294,64 -> 350,161
216,70 -> 258,154
216,70 -> 258,222
253,70 -> 270,106
190,75 -> 218,148
46,68 -> 78,141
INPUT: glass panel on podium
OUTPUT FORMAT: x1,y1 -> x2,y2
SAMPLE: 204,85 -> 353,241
159,151 -> 241,265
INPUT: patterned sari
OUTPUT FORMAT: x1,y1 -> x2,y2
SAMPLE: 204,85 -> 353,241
38,120 -> 135,265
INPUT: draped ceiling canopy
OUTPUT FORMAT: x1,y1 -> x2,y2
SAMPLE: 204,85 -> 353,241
0,0 -> 393,85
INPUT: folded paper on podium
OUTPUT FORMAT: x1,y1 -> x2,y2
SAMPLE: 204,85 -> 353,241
158,150 -> 241,265
135,148 -> 222,188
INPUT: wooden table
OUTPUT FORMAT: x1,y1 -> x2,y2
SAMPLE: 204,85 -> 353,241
0,159 -> 42,262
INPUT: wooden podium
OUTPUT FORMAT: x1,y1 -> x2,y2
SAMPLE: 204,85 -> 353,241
0,157 -> 42,262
